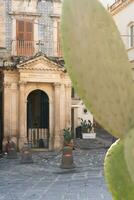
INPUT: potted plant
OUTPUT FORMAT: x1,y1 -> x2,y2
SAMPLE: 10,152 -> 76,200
80,118 -> 92,133
63,128 -> 73,147
80,118 -> 96,139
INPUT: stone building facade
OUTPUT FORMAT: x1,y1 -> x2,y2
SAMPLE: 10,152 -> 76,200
0,0 -> 64,150
0,0 -> 61,57
0,54 -> 71,150
0,0 -> 93,151
109,0 -> 134,65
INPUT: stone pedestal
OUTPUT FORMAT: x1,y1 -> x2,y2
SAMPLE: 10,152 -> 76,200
20,144 -> 33,164
6,141 -> 17,159
61,146 -> 75,169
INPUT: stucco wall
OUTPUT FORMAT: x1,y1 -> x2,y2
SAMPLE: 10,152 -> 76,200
112,2 -> 134,62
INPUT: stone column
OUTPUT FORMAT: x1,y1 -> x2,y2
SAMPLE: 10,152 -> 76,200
5,83 -> 18,145
54,82 -> 61,150
3,82 -> 11,145
19,81 -> 27,149
10,83 -> 19,145
65,83 -> 72,128
48,98 -> 54,151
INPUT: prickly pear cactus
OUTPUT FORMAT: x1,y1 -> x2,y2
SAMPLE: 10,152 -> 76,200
61,0 -> 134,199
104,139 -> 134,200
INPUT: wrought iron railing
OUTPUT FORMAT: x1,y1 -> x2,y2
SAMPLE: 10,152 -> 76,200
12,40 -> 36,56
28,128 -> 49,148
12,40 -> 63,57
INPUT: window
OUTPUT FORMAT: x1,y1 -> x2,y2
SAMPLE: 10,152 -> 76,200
71,87 -> 80,99
16,20 -> 34,56
129,24 -> 134,48
71,87 -> 75,98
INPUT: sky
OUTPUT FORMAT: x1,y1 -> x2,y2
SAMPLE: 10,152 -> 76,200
99,0 -> 115,7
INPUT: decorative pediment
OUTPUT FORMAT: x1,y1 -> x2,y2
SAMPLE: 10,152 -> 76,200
17,55 -> 65,72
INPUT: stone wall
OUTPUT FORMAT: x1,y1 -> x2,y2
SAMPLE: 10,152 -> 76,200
37,0 -> 54,56
0,1 -> 5,47
0,0 -> 62,57
5,0 -> 12,50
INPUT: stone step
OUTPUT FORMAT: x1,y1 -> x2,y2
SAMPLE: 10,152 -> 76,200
74,138 -> 110,150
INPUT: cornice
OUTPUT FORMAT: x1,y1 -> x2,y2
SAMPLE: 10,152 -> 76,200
43,0 -> 61,1
50,14 -> 60,18
109,0 -> 134,15
9,11 -> 41,17
17,56 -> 65,72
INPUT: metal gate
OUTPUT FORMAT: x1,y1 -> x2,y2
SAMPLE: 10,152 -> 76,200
28,128 -> 49,148
27,90 -> 49,149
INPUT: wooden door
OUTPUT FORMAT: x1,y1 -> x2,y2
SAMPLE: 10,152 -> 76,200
16,20 -> 34,56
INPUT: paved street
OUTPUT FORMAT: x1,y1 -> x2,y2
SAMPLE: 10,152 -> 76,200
0,148 -> 112,200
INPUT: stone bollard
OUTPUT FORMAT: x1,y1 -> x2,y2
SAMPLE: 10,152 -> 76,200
60,146 -> 75,169
6,141 -> 17,159
20,144 -> 33,164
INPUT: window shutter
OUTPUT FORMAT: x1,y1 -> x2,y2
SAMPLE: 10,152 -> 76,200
25,21 -> 33,41
16,20 -> 24,40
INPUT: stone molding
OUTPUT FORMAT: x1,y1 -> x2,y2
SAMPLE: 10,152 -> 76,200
19,81 -> 27,85
19,81 -> 27,89
109,0 -> 134,15
9,11 -> 41,17
17,56 -> 64,72
11,83 -> 19,90
65,83 -> 72,88
54,82 -> 61,87
3,82 -> 11,88
50,14 -> 60,18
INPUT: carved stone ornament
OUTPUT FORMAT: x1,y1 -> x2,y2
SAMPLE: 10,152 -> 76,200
65,83 -> 71,88
3,82 -> 11,88
19,81 -> 27,86
54,82 -> 61,87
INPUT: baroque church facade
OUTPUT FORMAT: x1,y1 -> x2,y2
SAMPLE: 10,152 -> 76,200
0,0 -> 69,150
0,54 -> 71,150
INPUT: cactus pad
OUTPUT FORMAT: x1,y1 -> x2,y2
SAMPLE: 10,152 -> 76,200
61,0 -> 134,138
105,139 -> 134,200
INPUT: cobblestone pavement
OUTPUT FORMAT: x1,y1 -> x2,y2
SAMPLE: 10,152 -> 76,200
0,148 -> 112,200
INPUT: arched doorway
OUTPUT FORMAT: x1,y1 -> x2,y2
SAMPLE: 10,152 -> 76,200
27,90 -> 49,148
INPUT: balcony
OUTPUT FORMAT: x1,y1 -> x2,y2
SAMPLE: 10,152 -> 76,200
12,40 -> 37,57
12,40 -> 63,57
